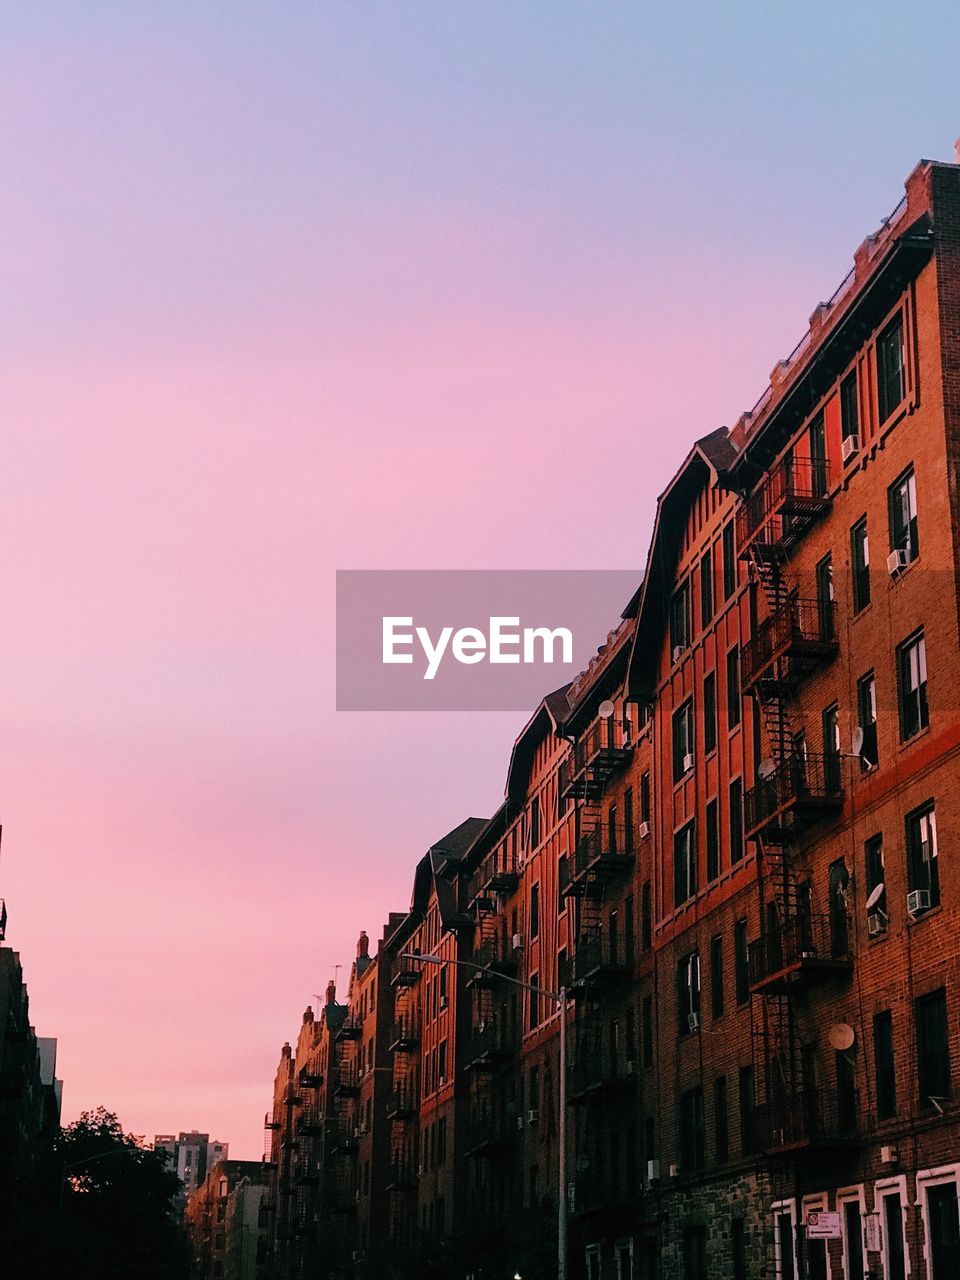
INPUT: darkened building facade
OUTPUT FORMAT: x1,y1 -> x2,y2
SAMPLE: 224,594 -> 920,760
260,155 -> 960,1280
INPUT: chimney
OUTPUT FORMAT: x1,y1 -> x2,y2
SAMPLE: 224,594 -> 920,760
281,1041 -> 291,1059
357,930 -> 369,960
303,1005 -> 314,1024
325,979 -> 337,1007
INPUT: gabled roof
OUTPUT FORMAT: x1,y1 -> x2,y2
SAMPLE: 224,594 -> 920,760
385,817 -> 489,949
504,684 -> 571,803
625,428 -> 736,697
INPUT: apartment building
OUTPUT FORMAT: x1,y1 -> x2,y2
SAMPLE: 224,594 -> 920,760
261,153 -> 960,1280
185,1157 -> 267,1279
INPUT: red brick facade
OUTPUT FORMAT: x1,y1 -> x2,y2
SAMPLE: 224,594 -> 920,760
260,157 -> 960,1280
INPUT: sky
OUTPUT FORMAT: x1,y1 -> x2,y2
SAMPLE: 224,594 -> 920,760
1,2 -> 959,1159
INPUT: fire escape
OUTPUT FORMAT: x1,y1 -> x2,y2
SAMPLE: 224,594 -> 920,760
386,961 -> 421,1245
558,713 -> 635,1226
736,453 -> 857,1171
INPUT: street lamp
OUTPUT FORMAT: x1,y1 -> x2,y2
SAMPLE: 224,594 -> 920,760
401,950 -> 569,1280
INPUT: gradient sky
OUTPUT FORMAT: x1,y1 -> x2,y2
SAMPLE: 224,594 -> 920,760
2,2 -> 959,1158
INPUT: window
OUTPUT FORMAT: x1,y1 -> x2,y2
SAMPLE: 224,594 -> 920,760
703,671 -> 717,755
729,779 -> 744,864
836,1048 -> 857,1131
529,796 -> 540,850
640,771 -> 650,824
642,994 -> 654,1068
898,630 -> 928,740
889,464 -> 918,561
874,1010 -> 896,1120
624,895 -> 635,965
851,517 -> 870,612
529,883 -> 540,939
732,1217 -> 747,1280
865,833 -> 887,926
679,1086 -> 705,1170
857,671 -> 878,770
822,703 -> 841,792
877,313 -> 906,423
671,580 -> 691,655
705,798 -> 720,882
710,934 -> 724,1018
677,951 -> 700,1035
715,1075 -> 729,1163
674,821 -> 697,907
623,788 -> 634,851
726,645 -> 741,729
841,368 -> 859,443
842,1199 -> 865,1280
734,920 -> 749,1004
437,1040 -> 447,1083
881,1190 -> 907,1280
682,1225 -> 707,1280
722,522 -> 737,599
916,988 -> 951,1106
738,1065 -> 755,1154
673,700 -> 695,781
906,800 -> 940,907
528,975 -> 540,1031
700,548 -> 714,628
815,552 -> 834,615
641,882 -> 652,951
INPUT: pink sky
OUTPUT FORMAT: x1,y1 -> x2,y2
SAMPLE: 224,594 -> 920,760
1,5 -> 956,1157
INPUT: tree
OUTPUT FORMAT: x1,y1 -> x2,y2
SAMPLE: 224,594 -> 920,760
7,1107 -> 191,1279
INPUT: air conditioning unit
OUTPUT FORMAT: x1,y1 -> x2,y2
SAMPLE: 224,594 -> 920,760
625,1060 -> 635,1076
842,433 -> 860,461
512,933 -> 524,951
646,1159 -> 660,1183
672,644 -> 686,663
687,1012 -> 700,1032
517,1114 -> 525,1130
682,752 -> 695,774
358,1121 -> 369,1135
668,1163 -> 679,1179
527,1109 -> 539,1125
907,888 -> 931,916
888,548 -> 910,576
352,1250 -> 364,1263
867,912 -> 885,938
439,994 -> 448,1010
638,821 -> 650,840
881,1145 -> 898,1165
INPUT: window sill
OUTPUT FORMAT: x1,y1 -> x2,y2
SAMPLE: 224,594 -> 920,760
899,724 -> 931,753
889,551 -> 921,583
907,904 -> 942,927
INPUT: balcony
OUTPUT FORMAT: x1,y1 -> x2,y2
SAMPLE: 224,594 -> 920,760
283,1087 -> 301,1108
387,1015 -> 420,1053
756,1088 -> 861,1157
466,932 -> 519,987
386,1081 -> 418,1120
336,1017 -> 363,1042
570,1168 -> 632,1218
264,1113 -> 280,1131
295,1111 -> 325,1138
463,1110 -> 517,1158
386,1155 -> 418,1192
741,598 -> 837,695
560,825 -> 634,899
333,1066 -> 360,1099
748,913 -> 852,995
468,847 -> 519,905
294,1164 -> 320,1187
558,719 -> 633,802
329,1120 -> 359,1155
744,752 -> 843,840
298,1068 -> 323,1089
465,1023 -> 517,1072
736,455 -> 832,559
391,961 -> 422,989
567,1046 -> 637,1104
564,934 -> 631,991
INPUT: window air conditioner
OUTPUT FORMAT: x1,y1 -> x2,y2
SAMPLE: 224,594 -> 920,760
867,913 -> 885,938
516,1115 -> 525,1130
439,994 -> 448,1010
887,549 -> 909,576
624,1060 -> 635,1076
646,1159 -> 660,1183
880,1145 -> 898,1165
687,1012 -> 700,1032
638,821 -> 650,840
512,933 -> 524,951
527,1109 -> 539,1125
682,752 -> 695,774
907,888 -> 931,916
672,645 -> 686,663
668,1163 -> 679,1179
841,434 -> 860,462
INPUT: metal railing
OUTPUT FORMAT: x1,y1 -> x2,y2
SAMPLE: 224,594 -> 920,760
388,1014 -> 420,1052
564,934 -> 631,986
558,717 -> 633,798
566,824 -> 634,889
466,1022 -> 518,1068
468,846 -> 519,904
741,598 -> 836,690
744,751 -> 843,837
757,1087 -> 861,1154
567,1045 -> 637,1098
736,455 -> 831,554
748,912 -> 850,991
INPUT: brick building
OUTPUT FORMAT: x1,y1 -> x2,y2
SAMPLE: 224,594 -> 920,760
185,1157 -> 267,1279
260,153 -> 960,1279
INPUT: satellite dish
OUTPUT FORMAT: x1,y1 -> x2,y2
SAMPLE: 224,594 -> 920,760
827,1023 -> 856,1052
852,727 -> 865,756
758,757 -> 776,780
866,883 -> 886,911
598,699 -> 615,719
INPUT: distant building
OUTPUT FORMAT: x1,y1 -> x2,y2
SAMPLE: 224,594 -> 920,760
153,1130 -> 229,1208
185,1157 -> 267,1280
